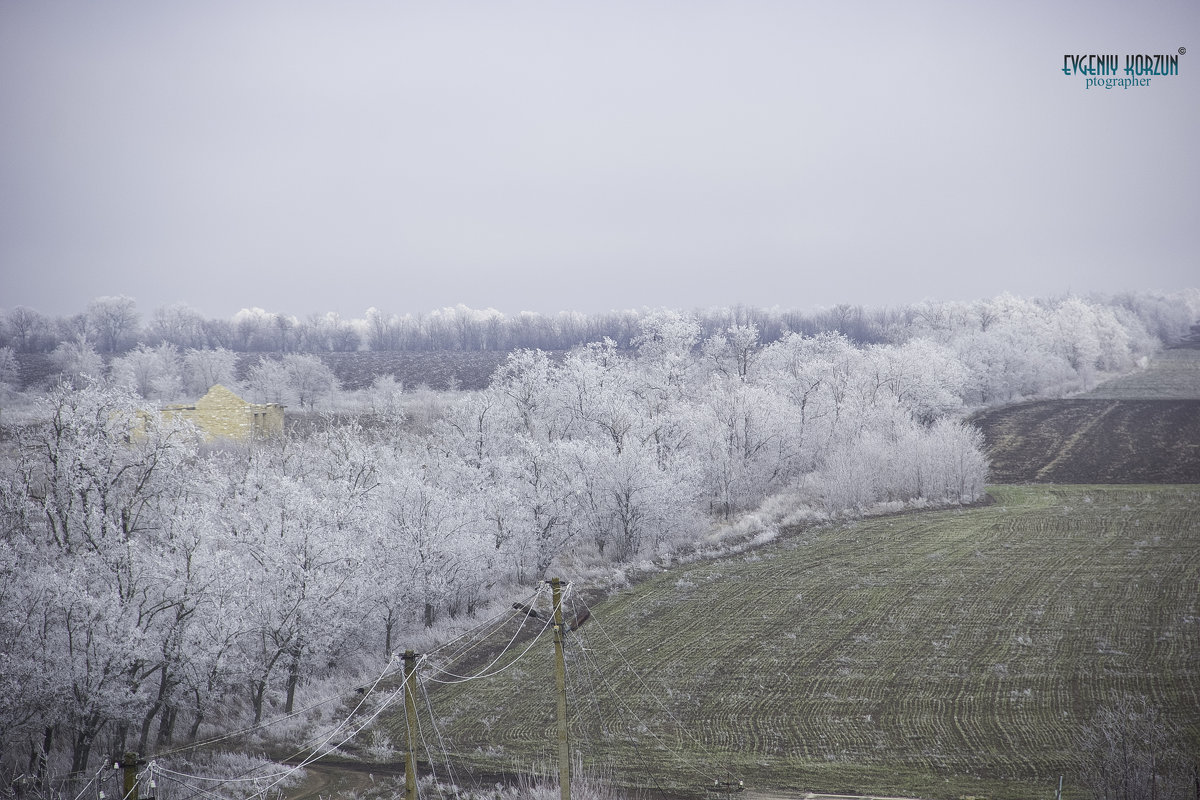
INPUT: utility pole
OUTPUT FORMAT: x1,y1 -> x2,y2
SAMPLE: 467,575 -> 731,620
403,650 -> 419,800
550,578 -> 570,800
119,753 -> 141,800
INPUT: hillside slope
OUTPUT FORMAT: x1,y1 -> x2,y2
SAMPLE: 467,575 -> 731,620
970,399 -> 1200,483
404,486 -> 1200,800
970,349 -> 1200,484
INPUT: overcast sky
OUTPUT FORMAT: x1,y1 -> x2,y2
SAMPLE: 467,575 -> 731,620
2,1 -> 1197,321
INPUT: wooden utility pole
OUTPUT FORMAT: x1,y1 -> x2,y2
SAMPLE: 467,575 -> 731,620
120,753 -> 140,800
550,578 -> 570,800
403,650 -> 419,800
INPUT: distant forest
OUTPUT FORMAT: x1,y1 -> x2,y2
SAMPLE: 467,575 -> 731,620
1,291 -> 1198,401
4,290 -> 1198,357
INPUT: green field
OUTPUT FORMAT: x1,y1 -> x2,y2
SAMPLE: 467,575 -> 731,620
404,486 -> 1200,800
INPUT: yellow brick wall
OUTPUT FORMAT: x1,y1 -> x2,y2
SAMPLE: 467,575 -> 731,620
164,385 -> 284,440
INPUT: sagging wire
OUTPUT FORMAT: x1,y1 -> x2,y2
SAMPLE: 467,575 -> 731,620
399,670 -> 426,800
557,595 -> 682,800
67,766 -> 105,800
423,598 -> 555,684
148,765 -> 241,800
149,680 -> 364,760
41,750 -> 138,798
151,594 -> 540,763
419,660 -> 462,793
567,593 -> 741,787
105,584 -> 582,800
391,586 -> 561,796
423,584 -> 546,661
90,762 -> 156,800
422,584 -> 550,679
136,592 -> 548,799
423,618 -> 551,684
144,651 -> 399,800
267,652 -> 400,769
400,654 -> 474,800
567,626 -> 709,792
249,684 -> 406,800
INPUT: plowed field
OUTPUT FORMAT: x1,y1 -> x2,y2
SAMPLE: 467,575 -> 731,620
972,348 -> 1200,484
970,399 -> 1200,483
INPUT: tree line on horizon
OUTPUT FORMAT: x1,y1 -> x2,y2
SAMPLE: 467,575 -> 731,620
3,290 -> 1198,357
2,290 -> 1197,409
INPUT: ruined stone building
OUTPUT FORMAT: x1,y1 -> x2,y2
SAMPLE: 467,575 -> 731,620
163,384 -> 284,440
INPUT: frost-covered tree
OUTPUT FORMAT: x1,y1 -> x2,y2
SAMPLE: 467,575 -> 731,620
212,439 -> 364,720
0,385 -> 200,771
374,450 -> 486,628
148,303 -> 208,349
1077,695 -> 1189,800
559,436 -> 698,561
365,307 -> 402,351
246,356 -> 292,405
50,335 -> 105,389
232,307 -> 277,351
3,306 -> 54,352
866,339 -> 965,423
111,343 -> 183,400
498,437 -> 581,582
701,323 -> 761,382
182,347 -> 239,396
86,295 -> 140,354
282,353 -> 339,409
555,340 -> 640,453
690,376 -> 799,518
492,349 -> 560,440
756,332 -> 847,467
365,373 -> 406,416
0,346 -> 19,392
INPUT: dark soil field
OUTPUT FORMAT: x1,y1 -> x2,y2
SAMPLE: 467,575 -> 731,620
971,348 -> 1200,484
268,351 -> 534,391
13,350 -> 557,392
970,399 -> 1200,483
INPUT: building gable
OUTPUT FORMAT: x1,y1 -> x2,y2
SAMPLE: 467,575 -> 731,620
164,384 -> 284,440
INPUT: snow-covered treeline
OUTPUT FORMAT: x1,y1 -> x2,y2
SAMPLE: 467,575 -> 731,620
2,290 -> 1194,406
0,291 -> 1188,786
2,289 -> 1196,359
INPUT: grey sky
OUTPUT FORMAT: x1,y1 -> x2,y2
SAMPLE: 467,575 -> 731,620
1,1 -> 1197,320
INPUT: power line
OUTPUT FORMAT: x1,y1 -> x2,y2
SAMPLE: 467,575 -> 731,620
67,767 -> 106,800
565,616 -> 683,799
147,592 -> 545,769
423,605 -> 555,685
568,594 -> 741,787
148,691 -> 350,761
128,582 -> 697,800
425,585 -> 548,660
419,670 -> 462,792
143,655 -> 401,800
